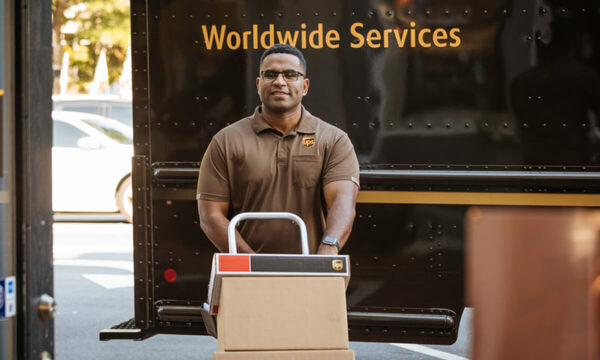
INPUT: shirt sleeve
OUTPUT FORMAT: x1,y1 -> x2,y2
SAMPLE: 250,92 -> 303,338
197,137 -> 231,202
322,133 -> 360,187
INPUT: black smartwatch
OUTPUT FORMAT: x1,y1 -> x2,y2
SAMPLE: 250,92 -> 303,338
321,236 -> 340,251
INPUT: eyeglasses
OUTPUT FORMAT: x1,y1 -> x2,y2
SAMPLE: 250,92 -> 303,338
260,69 -> 305,82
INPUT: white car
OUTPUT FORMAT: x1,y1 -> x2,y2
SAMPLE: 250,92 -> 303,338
52,111 -> 133,222
52,94 -> 133,126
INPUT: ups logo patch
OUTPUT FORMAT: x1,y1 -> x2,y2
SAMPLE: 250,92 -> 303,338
332,259 -> 344,271
302,136 -> 315,148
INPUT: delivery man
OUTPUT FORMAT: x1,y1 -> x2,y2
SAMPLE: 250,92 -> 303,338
197,44 -> 359,255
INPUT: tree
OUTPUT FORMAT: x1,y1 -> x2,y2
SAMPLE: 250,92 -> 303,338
52,0 -> 130,93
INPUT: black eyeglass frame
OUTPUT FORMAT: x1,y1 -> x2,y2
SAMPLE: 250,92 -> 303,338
259,69 -> 306,81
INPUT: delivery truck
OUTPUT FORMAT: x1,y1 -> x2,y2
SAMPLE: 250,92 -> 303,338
96,0 -> 600,345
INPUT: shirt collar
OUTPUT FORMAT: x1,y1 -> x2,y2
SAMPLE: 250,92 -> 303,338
296,106 -> 317,135
250,106 -> 317,135
250,106 -> 272,134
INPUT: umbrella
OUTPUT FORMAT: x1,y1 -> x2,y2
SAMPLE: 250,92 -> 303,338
89,48 -> 109,95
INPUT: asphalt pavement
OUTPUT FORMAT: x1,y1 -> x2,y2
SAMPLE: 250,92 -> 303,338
53,222 -> 472,360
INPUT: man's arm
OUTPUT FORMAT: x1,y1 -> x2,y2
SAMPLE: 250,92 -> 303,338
317,180 -> 359,255
198,199 -> 255,253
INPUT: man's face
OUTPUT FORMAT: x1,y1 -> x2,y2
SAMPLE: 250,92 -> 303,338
256,53 -> 309,114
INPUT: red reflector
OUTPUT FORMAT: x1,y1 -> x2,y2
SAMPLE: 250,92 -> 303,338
218,255 -> 250,272
164,268 -> 177,282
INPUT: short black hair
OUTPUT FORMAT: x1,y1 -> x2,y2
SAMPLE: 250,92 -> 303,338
259,44 -> 307,74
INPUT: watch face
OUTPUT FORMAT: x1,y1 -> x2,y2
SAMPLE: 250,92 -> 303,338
322,237 -> 336,245
322,237 -> 339,249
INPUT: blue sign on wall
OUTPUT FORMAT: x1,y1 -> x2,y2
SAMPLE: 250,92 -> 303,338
0,276 -> 16,319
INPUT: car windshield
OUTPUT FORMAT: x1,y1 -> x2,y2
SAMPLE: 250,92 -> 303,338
80,118 -> 133,144
109,105 -> 133,127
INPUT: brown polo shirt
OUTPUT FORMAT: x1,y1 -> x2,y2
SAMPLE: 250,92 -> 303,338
197,106 -> 359,254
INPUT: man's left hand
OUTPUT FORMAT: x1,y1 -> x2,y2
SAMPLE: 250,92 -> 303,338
316,244 -> 339,255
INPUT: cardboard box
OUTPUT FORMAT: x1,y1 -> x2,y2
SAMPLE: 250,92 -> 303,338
213,350 -> 355,360
217,277 -> 349,351
208,254 -> 350,314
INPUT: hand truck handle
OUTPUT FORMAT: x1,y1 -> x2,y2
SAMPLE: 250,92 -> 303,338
227,212 -> 309,255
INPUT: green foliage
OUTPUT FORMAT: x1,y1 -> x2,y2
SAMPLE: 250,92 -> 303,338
53,0 -> 130,92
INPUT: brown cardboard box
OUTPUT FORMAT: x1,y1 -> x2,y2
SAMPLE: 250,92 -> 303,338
467,208 -> 600,360
207,254 -> 350,314
217,277 -> 349,351
213,350 -> 355,360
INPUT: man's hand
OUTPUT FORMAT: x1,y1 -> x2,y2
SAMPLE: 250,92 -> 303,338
320,180 -> 359,253
197,199 -> 255,253
316,243 -> 339,255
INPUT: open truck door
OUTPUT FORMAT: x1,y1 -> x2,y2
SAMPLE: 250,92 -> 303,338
1,0 -> 55,358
